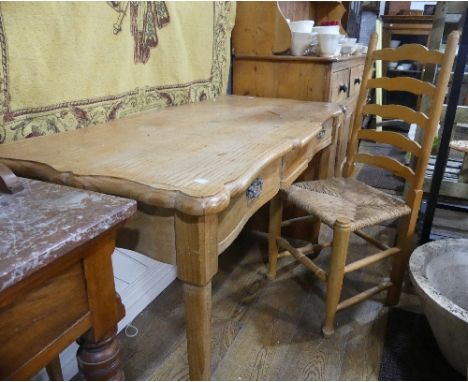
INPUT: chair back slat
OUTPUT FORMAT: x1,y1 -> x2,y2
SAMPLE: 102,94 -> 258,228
372,44 -> 444,64
358,129 -> 422,156
344,31 -> 459,200
362,104 -> 428,128
412,32 -> 460,191
367,76 -> 436,96
354,153 -> 416,182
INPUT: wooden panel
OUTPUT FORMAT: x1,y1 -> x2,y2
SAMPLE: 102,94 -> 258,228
233,59 -> 330,101
363,104 -> 429,128
329,69 -> 350,103
232,2 -> 291,55
358,129 -> 422,156
349,65 -> 364,98
116,205 -> 177,265
367,76 -> 436,96
354,153 -> 416,182
0,262 -> 89,379
218,159 -> 281,253
282,122 -> 333,186
278,1 -> 313,21
372,44 -> 444,64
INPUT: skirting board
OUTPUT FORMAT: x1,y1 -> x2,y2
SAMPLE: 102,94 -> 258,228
34,248 -> 177,380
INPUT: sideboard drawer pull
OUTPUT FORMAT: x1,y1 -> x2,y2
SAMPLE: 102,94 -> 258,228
246,177 -> 263,199
338,84 -> 348,94
317,129 -> 326,140
354,77 -> 361,85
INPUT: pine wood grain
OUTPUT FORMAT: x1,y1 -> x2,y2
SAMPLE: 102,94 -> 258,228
372,43 -> 444,64
367,76 -> 436,96
354,153 -> 416,182
0,96 -> 340,216
358,129 -> 422,156
362,104 -> 429,128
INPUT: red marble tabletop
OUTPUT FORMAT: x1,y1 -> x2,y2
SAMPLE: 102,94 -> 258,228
0,177 -> 136,292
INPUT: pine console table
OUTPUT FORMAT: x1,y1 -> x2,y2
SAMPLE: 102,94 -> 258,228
0,95 -> 342,380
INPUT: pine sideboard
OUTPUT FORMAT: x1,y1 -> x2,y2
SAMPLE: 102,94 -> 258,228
232,1 -> 366,176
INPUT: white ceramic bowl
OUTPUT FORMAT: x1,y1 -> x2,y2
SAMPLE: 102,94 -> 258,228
291,32 -> 316,56
353,43 -> 367,55
289,20 -> 314,33
409,239 -> 468,376
341,44 -> 354,55
312,25 -> 340,35
319,33 -> 340,57
340,36 -> 357,44
390,39 -> 400,48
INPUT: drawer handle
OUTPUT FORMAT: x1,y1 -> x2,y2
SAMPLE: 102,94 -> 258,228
354,77 -> 361,85
338,84 -> 348,94
317,129 -> 326,140
246,177 -> 263,200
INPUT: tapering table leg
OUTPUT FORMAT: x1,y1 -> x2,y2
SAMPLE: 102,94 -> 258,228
77,330 -> 124,381
175,212 -> 218,380
183,282 -> 212,380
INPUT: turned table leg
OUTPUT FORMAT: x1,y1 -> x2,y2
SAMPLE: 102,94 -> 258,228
77,331 -> 124,380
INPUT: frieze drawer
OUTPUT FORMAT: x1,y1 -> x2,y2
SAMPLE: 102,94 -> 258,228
217,159 -> 281,253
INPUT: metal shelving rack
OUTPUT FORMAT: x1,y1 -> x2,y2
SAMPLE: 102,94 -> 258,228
420,10 -> 468,243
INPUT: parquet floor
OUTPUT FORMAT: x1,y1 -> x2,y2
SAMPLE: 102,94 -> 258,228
118,223 -> 409,380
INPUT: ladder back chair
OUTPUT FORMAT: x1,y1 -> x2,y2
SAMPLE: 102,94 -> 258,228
268,31 -> 460,337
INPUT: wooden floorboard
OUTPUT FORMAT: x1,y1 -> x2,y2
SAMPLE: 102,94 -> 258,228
118,222 -> 397,380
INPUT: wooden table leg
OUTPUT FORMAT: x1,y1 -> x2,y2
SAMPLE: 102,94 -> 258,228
183,282 -> 212,380
46,357 -> 63,381
175,212 -> 218,380
77,330 -> 124,380
77,230 -> 126,380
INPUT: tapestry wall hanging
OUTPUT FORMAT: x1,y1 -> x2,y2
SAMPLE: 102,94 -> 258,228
0,2 -> 236,143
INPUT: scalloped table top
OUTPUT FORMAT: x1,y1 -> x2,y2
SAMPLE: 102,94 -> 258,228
0,95 -> 341,214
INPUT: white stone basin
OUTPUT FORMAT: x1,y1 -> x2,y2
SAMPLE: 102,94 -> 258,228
409,239 -> 468,375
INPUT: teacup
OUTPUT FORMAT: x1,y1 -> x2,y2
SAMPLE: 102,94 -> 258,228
312,25 -> 340,35
289,20 -> 314,33
291,32 -> 317,56
319,33 -> 340,57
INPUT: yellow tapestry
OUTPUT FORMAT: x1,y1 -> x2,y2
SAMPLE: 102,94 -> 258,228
0,1 -> 236,142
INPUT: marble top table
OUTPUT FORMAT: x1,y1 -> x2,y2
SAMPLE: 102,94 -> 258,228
0,176 -> 135,292
0,168 -> 136,380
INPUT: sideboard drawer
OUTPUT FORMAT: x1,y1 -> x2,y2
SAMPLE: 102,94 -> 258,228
330,68 -> 350,103
350,65 -> 365,98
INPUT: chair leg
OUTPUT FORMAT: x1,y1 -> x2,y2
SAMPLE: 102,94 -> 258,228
322,217 -> 352,337
386,205 -> 419,305
311,216 -> 321,245
386,244 -> 412,306
268,193 -> 284,280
